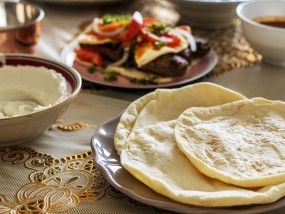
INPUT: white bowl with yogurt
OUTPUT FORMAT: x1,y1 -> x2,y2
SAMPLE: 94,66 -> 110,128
0,54 -> 81,146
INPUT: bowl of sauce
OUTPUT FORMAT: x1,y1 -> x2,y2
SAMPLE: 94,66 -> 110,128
0,54 -> 81,146
253,16 -> 285,29
236,0 -> 285,67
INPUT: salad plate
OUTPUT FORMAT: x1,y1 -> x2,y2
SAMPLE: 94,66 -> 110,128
60,40 -> 217,89
91,113 -> 285,214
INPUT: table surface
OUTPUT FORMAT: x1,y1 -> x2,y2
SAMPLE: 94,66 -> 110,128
0,0 -> 284,213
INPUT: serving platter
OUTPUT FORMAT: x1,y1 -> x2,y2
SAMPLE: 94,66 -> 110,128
91,113 -> 285,214
60,39 -> 217,89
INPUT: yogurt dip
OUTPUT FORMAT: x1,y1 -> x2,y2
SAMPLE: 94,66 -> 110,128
0,65 -> 69,118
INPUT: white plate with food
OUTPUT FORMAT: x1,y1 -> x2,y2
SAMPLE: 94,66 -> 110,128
60,12 -> 217,89
91,113 -> 285,214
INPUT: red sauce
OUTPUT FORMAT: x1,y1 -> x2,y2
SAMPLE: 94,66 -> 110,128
253,16 -> 285,29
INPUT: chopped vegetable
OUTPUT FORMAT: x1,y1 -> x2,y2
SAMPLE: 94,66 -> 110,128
104,72 -> 118,81
74,49 -> 103,66
148,23 -> 170,36
121,11 -> 143,48
101,14 -> 131,25
88,65 -> 96,73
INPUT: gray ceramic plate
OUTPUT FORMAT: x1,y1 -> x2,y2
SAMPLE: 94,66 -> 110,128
91,113 -> 285,214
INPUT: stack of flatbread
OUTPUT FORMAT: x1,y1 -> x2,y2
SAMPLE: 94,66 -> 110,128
114,82 -> 285,207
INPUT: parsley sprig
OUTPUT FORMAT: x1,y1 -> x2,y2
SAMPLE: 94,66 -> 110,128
101,14 -> 131,25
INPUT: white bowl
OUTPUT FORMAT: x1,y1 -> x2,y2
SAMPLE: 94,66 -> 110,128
236,0 -> 285,67
169,0 -> 248,29
0,54 -> 82,146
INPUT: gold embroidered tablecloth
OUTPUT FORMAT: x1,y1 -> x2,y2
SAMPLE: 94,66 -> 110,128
0,92 -> 171,214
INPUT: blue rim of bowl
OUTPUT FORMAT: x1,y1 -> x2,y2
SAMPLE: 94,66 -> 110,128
236,0 -> 285,32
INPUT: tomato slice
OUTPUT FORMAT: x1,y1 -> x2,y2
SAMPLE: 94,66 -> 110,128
163,32 -> 181,47
121,11 -> 143,48
142,17 -> 161,28
74,48 -> 103,66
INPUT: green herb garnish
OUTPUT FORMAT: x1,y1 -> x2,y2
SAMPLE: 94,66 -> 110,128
129,76 -> 159,85
154,41 -> 167,48
129,78 -> 138,83
148,23 -> 171,36
104,72 -> 118,81
87,65 -> 96,73
102,60 -> 112,71
101,14 -> 131,25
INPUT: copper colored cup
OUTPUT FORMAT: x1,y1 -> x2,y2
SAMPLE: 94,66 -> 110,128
15,22 -> 42,46
0,1 -> 44,51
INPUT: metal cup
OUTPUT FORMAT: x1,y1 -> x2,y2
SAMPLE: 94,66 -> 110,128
0,0 -> 44,52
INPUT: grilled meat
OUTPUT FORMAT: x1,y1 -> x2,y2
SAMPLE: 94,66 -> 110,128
193,37 -> 211,59
140,53 -> 189,77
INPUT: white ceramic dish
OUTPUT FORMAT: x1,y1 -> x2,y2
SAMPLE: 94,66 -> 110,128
236,0 -> 285,67
60,40 -> 217,89
91,113 -> 285,214
0,54 -> 81,146
168,0 -> 249,29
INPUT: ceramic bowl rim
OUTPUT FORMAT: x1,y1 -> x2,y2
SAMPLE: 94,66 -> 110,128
236,0 -> 285,32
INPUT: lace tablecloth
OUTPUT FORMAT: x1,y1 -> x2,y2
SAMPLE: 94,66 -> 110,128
1,0 -> 285,213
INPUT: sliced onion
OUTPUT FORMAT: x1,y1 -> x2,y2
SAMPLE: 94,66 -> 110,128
110,49 -> 129,67
132,11 -> 143,25
173,28 -> 197,52
93,17 -> 126,37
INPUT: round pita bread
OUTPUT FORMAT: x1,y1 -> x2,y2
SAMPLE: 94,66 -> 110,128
114,82 -> 247,155
121,120 -> 285,207
175,98 -> 285,187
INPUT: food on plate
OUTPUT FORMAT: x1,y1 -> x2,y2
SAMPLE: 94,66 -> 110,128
175,97 -> 285,187
114,82 -> 247,155
115,82 -> 285,207
121,120 -> 285,207
0,65 -> 69,118
74,12 -> 211,84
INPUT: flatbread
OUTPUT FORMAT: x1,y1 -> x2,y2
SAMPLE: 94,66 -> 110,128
175,98 -> 285,187
114,82 -> 247,155
121,120 -> 285,207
